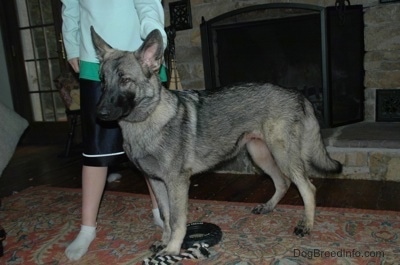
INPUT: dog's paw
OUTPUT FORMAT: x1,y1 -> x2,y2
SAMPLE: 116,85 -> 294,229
251,203 -> 274,214
155,242 -> 181,257
150,241 -> 165,253
294,220 -> 311,237
155,248 -> 179,257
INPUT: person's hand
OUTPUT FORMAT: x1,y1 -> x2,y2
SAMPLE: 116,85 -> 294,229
68,58 -> 80,73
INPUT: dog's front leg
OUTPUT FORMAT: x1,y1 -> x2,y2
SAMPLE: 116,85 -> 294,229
147,177 -> 171,253
157,172 -> 191,256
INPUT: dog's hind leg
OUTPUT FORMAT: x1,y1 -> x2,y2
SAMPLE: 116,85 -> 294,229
248,133 -> 316,236
246,139 -> 291,214
290,175 -> 316,237
274,152 -> 316,237
269,146 -> 316,236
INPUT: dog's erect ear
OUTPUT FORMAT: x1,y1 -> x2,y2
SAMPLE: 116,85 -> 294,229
90,26 -> 113,60
136,29 -> 164,72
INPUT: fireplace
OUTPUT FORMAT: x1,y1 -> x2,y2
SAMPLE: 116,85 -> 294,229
200,3 -> 365,128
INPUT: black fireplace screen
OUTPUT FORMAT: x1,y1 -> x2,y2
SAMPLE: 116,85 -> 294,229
200,3 -> 365,128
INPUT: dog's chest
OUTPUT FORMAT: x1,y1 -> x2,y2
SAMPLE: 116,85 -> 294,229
122,134 -> 152,158
122,138 -> 168,177
120,122 -> 161,157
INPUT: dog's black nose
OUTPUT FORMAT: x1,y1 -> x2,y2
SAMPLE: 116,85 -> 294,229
97,108 -> 110,120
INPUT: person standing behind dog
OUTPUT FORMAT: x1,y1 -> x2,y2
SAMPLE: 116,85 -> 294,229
61,0 -> 168,261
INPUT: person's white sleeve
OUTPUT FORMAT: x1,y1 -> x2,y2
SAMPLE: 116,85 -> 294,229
61,0 -> 80,60
134,0 -> 168,51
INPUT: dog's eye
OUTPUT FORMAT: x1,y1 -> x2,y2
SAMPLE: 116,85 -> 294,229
120,77 -> 132,86
117,72 -> 132,86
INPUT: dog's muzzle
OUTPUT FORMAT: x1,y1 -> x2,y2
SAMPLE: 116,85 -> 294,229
97,106 -> 119,121
97,107 -> 111,120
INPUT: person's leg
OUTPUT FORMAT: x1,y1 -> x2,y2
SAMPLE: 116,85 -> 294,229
81,166 -> 108,226
64,79 -> 162,261
65,79 -> 112,261
65,166 -> 107,261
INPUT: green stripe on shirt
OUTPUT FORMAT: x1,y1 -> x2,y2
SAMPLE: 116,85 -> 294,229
79,61 -> 101,81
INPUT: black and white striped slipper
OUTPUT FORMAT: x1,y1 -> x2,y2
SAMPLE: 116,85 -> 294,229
143,222 -> 222,265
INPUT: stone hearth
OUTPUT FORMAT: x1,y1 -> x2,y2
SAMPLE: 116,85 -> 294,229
324,122 -> 400,181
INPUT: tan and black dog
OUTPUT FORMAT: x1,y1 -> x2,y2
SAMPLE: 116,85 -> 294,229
91,27 -> 342,256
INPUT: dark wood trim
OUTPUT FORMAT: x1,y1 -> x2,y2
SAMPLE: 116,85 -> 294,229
0,0 -> 33,121
52,0 -> 70,73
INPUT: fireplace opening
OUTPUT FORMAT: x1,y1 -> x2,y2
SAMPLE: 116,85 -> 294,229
200,3 -> 365,128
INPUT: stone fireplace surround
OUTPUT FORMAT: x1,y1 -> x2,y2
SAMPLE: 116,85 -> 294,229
163,0 -> 400,181
200,3 -> 365,128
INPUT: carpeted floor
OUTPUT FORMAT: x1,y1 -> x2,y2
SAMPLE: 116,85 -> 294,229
0,186 -> 399,264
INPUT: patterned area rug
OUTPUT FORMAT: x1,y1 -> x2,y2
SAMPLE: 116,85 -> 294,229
0,186 -> 399,264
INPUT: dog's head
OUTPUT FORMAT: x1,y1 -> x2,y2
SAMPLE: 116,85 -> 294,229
90,26 -> 164,122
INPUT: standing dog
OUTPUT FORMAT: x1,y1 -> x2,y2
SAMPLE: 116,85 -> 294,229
91,27 -> 342,256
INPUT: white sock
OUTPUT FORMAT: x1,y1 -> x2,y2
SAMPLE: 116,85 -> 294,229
107,173 -> 122,183
65,224 -> 96,261
152,208 -> 164,228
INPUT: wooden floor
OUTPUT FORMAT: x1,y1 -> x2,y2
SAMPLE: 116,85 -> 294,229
1,143 -> 400,212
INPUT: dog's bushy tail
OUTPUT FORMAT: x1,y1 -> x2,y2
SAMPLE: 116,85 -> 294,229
309,140 -> 342,175
303,102 -> 342,176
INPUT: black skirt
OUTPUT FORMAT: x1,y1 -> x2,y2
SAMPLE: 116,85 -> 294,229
80,79 -> 127,166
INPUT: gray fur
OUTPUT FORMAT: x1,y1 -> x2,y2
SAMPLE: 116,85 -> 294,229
91,27 -> 342,256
